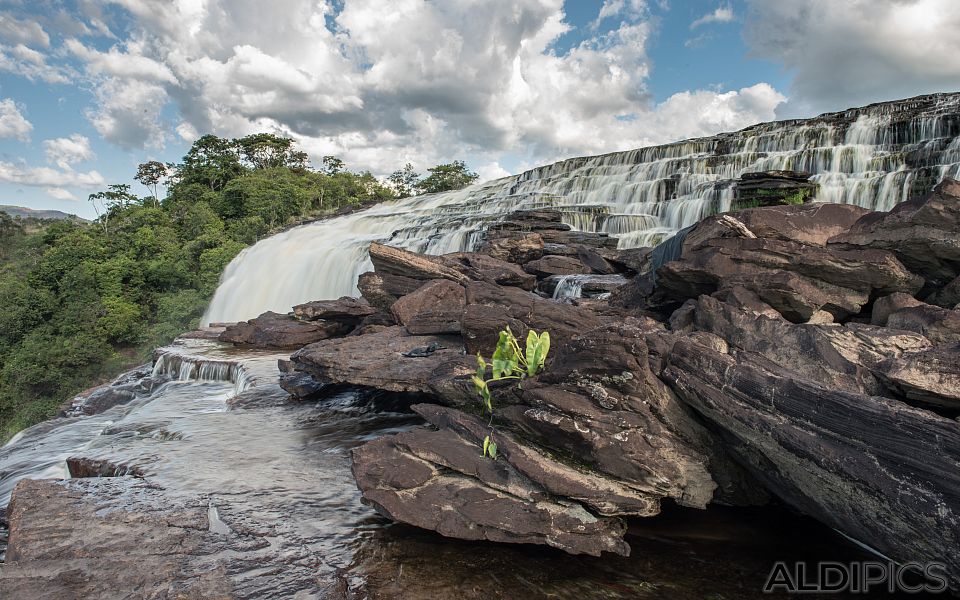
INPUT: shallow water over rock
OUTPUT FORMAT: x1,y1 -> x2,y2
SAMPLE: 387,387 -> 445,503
0,340 -> 892,598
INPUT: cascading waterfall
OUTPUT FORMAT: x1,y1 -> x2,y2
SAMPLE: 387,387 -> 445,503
203,93 -> 960,324
152,351 -> 252,395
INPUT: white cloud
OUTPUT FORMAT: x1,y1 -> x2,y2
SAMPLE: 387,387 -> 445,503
0,12 -> 50,47
0,161 -> 105,188
0,0 -> 786,173
691,5 -> 735,29
43,134 -> 96,169
0,43 -> 73,84
45,187 -> 79,201
744,0 -> 960,117
0,98 -> 32,141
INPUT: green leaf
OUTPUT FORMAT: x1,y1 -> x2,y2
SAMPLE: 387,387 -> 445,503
487,441 -> 498,459
471,375 -> 486,392
525,330 -> 539,376
537,331 -> 550,371
476,353 -> 487,380
483,435 -> 490,457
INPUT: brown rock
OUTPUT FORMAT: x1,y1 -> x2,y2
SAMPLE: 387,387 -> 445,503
357,271 -> 423,310
445,253 -> 536,289
369,242 -> 472,283
886,303 -> 960,345
871,292 -> 924,326
877,344 -> 960,408
219,311 -> 351,348
292,296 -> 376,322
522,255 -> 588,277
480,231 -> 544,264
928,275 -> 960,308
663,338 -> 960,588
290,326 -> 471,395
390,280 -> 466,335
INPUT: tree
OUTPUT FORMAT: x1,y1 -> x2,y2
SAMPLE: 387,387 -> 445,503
135,161 -> 169,207
417,160 -> 478,194
388,163 -> 421,198
88,184 -> 138,234
174,135 -> 245,191
236,133 -> 309,171
321,156 -> 344,175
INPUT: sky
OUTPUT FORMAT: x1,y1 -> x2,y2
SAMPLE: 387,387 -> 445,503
0,0 -> 959,219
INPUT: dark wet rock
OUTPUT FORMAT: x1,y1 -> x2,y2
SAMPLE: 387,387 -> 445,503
479,230 -> 544,264
292,296 -> 376,322
576,246 -> 617,274
66,457 -> 144,478
663,337 -> 960,588
877,344 -> 960,409
541,229 -> 620,249
279,371 -> 327,399
654,237 -> 922,321
357,271 -> 423,310
369,242 -> 472,283
885,303 -> 960,345
390,279 -> 466,335
351,424 -> 631,557
461,281 -> 608,354
538,274 -> 628,299
871,292 -> 925,326
523,255 -> 588,278
689,294 -> 930,396
219,311 -> 352,349
445,252 -> 536,289
732,170 -> 817,210
605,246 -> 652,274
929,275 -> 960,308
63,365 -> 154,417
829,178 -> 960,291
495,209 -> 572,232
290,326 -> 471,395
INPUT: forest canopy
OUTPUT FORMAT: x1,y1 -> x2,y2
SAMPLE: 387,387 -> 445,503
0,133 -> 478,441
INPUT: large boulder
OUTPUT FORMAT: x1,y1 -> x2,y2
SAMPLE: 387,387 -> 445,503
219,311 -> 352,348
357,271 -> 423,310
480,231 -> 544,264
369,242 -> 472,283
390,279 -> 466,335
663,337 -> 960,588
522,255 -> 588,278
351,405 -> 634,557
829,178 -> 960,291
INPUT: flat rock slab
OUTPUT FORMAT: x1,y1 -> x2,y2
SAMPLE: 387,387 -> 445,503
292,296 -> 376,322
290,326 -> 471,394
219,311 -> 352,349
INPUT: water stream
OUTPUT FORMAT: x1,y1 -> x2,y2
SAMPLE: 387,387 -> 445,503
204,93 -> 960,324
0,340 -> 887,598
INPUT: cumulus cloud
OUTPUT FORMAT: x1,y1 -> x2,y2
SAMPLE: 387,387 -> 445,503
0,98 -> 32,141
0,43 -> 73,83
43,134 -> 96,169
744,0 -> 960,117
691,5 -> 735,29
0,0 -> 787,177
0,161 -> 105,188
0,12 -> 50,47
45,187 -> 79,201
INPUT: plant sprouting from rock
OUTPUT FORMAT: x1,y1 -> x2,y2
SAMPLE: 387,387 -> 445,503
472,326 -> 550,459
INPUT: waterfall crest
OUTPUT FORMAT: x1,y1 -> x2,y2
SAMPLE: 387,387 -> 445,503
203,93 -> 960,324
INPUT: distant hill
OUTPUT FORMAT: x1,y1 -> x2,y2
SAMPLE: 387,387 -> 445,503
0,205 -> 88,221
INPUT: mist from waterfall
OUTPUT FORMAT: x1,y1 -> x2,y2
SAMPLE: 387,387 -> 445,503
203,93 -> 960,325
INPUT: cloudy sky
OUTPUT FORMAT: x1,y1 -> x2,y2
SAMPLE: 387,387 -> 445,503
1,0 -> 959,218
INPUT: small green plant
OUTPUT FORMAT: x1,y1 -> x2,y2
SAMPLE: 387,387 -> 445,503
472,326 -> 551,459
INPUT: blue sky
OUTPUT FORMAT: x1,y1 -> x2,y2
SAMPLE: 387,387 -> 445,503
0,0 -> 957,219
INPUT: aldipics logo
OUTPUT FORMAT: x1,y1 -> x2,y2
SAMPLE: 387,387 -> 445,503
763,562 -> 950,595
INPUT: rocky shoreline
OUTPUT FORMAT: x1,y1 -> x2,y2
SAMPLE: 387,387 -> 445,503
3,177 -> 959,596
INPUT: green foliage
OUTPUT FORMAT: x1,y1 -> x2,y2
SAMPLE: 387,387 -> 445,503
472,327 -> 551,459
416,160 -> 479,194
0,132 -> 396,443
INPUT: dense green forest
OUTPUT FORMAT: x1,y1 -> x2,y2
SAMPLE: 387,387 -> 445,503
0,134 -> 478,442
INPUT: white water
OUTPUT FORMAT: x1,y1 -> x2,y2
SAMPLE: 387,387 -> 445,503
204,93 -> 960,324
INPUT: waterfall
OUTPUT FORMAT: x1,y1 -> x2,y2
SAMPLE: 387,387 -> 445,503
152,350 -> 252,395
203,92 -> 960,324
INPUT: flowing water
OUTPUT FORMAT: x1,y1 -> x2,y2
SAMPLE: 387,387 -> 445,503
0,340 -> 891,599
204,93 -> 960,324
